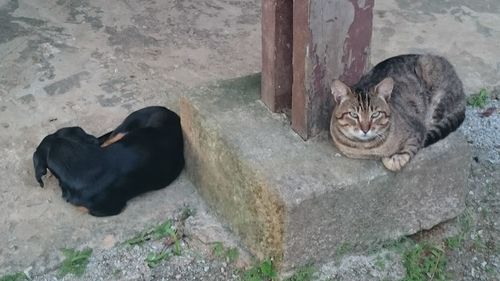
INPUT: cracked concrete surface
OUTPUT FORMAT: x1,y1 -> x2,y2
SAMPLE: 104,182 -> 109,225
372,0 -> 500,93
0,0 -> 260,276
0,0 -> 499,278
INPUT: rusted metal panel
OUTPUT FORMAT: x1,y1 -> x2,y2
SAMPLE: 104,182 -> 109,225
261,0 -> 293,112
291,0 -> 374,140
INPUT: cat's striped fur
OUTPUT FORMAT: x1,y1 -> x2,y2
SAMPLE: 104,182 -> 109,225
330,54 -> 465,171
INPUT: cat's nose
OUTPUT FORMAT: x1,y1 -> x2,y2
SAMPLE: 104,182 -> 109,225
360,123 -> 370,134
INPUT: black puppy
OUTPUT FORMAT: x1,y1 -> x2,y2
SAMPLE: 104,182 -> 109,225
33,106 -> 185,216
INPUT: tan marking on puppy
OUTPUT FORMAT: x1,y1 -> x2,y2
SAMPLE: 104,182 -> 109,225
101,132 -> 127,147
76,206 -> 89,213
46,169 -> 53,179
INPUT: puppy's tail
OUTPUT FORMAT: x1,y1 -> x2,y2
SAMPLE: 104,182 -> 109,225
33,137 -> 52,187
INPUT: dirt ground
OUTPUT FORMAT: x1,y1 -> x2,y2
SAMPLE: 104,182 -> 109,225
0,0 -> 499,280
0,0 -> 261,277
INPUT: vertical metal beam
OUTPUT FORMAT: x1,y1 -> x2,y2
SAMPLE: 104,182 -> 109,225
261,0 -> 293,112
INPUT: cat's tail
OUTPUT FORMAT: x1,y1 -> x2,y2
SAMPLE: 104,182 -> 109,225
423,106 -> 465,147
417,54 -> 466,147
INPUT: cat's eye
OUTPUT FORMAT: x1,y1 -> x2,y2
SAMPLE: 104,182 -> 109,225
371,111 -> 381,118
349,112 -> 359,118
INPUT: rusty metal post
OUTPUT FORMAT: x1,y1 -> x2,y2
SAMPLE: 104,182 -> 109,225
261,0 -> 293,112
292,0 -> 374,140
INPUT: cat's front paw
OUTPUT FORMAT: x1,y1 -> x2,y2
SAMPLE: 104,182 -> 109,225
382,153 -> 410,171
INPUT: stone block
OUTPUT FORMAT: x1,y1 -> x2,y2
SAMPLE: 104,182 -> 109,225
180,74 -> 470,270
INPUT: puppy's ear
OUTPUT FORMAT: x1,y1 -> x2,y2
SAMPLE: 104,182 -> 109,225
331,80 -> 351,104
374,77 -> 394,102
33,150 -> 47,187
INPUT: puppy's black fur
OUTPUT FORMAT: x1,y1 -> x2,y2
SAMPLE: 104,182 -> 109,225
33,106 -> 184,216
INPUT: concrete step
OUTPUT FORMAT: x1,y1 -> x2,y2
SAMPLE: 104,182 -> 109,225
180,74 -> 470,271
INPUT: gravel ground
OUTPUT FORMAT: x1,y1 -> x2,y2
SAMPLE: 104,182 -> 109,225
459,98 -> 500,164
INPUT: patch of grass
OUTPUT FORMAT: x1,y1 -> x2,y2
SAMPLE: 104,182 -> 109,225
445,208 -> 474,251
125,219 -> 175,245
153,220 -> 176,239
0,272 -> 28,281
241,258 -> 277,281
335,243 -> 353,258
458,209 -> 473,234
467,89 -> 490,108
212,241 -> 239,263
131,219 -> 183,267
283,265 -> 315,281
58,248 -> 93,277
173,239 -> 182,256
402,242 -> 447,281
374,255 -> 386,270
213,242 -> 225,258
472,235 -> 487,251
226,247 -> 239,263
366,236 -> 413,255
445,235 -> 462,250
180,206 -> 196,221
145,251 -> 170,268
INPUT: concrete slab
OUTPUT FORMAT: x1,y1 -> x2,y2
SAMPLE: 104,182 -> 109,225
373,0 -> 500,94
0,0 -> 261,275
180,74 -> 471,271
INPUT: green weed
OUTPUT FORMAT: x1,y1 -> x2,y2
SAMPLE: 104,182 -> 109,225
283,265 -> 315,281
445,208 -> 474,251
180,206 -> 196,221
467,89 -> 489,108
458,209 -> 473,234
125,218 -> 187,267
226,247 -> 239,263
173,239 -> 182,256
335,243 -> 353,258
242,258 -> 277,281
213,242 -> 225,258
58,248 -> 93,277
374,255 -> 386,270
125,219 -> 175,245
0,272 -> 28,281
445,235 -> 462,250
472,235 -> 487,251
402,242 -> 447,281
212,242 -> 239,263
145,251 -> 170,268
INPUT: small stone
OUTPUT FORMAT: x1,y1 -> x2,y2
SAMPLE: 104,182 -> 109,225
204,266 -> 209,272
101,234 -> 116,249
176,274 -> 181,279
481,261 -> 487,268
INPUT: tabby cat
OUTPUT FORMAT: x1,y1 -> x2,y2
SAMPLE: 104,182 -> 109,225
330,54 -> 465,171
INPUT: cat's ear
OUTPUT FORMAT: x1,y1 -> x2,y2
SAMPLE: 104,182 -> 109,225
374,77 -> 394,101
331,79 -> 350,104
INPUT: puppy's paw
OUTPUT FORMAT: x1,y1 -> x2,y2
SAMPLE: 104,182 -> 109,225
382,153 -> 410,171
